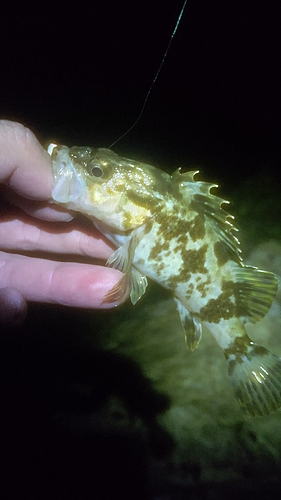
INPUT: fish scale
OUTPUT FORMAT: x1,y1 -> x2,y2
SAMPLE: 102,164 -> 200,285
48,143 -> 281,417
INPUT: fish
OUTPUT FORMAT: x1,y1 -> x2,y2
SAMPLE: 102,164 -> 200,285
48,143 -> 281,417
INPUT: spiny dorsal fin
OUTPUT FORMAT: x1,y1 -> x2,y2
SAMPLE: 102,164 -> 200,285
172,168 -> 242,264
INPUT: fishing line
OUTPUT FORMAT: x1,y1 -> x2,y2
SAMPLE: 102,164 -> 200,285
108,0 -> 189,149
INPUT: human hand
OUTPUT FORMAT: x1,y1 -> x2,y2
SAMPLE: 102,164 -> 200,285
0,120 -> 124,326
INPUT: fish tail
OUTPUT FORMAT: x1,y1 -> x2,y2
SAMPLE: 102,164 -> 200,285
224,337 -> 281,416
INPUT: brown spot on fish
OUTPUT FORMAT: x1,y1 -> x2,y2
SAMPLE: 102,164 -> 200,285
185,282 -> 194,299
123,210 -> 133,230
225,336 -> 270,377
167,270 -> 191,289
189,214 -> 206,241
166,247 -> 207,288
214,241 -> 232,266
143,219 -> 153,235
182,245 -> 208,274
199,280 -> 237,322
224,334 -> 251,361
155,209 -> 194,241
196,277 -> 211,298
148,208 -> 200,261
126,190 -> 163,212
148,238 -> 171,260
149,260 -> 166,276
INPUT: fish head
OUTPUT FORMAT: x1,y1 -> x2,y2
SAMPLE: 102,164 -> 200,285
48,144 -> 166,231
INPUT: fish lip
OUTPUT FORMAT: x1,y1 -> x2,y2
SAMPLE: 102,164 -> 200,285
51,146 -> 86,204
47,143 -> 57,156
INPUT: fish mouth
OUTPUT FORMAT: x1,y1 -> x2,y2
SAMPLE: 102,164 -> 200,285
49,144 -> 86,205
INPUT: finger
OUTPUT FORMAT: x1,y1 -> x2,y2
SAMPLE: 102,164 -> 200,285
0,120 -> 53,200
0,252 -> 126,308
0,212 -> 114,259
0,121 -> 82,221
0,188 -> 74,222
0,287 -> 27,327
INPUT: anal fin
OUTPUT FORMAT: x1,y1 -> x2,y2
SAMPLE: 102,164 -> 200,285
174,298 -> 202,351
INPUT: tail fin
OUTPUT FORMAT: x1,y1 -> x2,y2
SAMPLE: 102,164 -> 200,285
225,342 -> 281,417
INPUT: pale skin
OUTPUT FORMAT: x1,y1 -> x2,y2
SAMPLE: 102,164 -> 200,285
0,120 -> 124,326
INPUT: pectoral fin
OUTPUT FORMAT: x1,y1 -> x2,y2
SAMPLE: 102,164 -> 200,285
102,273 -> 131,304
129,268 -> 148,305
106,245 -> 129,273
103,233 -> 147,305
174,298 -> 202,351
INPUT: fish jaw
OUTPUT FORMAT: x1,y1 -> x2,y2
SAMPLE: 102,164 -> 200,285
49,144 -> 86,206
49,144 -> 124,228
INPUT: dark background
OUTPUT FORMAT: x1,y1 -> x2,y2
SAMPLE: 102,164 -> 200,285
2,0 -> 281,191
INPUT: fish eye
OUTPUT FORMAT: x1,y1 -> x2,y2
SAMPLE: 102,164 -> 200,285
90,165 -> 103,177
88,158 -> 114,180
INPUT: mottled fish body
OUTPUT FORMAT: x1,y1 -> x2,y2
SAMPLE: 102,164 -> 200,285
49,144 -> 281,417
